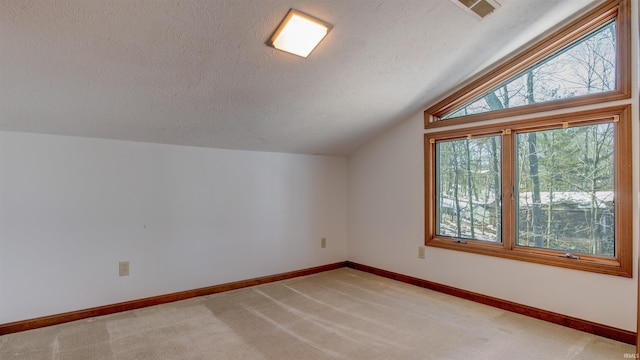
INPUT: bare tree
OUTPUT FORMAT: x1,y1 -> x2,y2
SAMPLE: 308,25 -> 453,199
525,70 -> 544,248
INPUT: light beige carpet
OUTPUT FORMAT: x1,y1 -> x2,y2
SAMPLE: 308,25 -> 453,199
0,268 -> 634,359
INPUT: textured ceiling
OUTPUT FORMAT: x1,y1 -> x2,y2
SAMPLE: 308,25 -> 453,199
1,0 -> 600,155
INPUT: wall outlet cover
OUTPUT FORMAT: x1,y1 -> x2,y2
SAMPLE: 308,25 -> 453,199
119,261 -> 130,276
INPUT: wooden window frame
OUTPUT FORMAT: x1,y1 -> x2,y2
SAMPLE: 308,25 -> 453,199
423,0 -> 632,277
425,105 -> 632,277
424,0 -> 631,129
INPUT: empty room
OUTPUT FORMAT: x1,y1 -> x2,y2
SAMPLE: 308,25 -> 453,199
0,0 -> 638,359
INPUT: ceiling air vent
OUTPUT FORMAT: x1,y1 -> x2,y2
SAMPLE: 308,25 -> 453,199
452,0 -> 501,19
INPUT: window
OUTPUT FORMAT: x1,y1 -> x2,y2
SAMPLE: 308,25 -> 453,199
425,0 -> 630,128
442,20 -> 616,120
435,135 -> 502,243
514,123 -> 616,257
424,0 -> 632,277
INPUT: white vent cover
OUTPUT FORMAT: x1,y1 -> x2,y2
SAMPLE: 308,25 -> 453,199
451,0 -> 501,19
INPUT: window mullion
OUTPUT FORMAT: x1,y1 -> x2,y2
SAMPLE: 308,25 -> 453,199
501,129 -> 515,250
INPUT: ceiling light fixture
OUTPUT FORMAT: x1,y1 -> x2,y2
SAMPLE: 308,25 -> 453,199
268,9 -> 332,58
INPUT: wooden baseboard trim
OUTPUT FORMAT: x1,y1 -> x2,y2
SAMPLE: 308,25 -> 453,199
345,261 -> 636,345
0,261 -> 347,335
3,260 -> 635,345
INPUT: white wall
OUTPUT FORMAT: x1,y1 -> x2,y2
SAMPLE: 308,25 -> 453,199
0,131 -> 347,324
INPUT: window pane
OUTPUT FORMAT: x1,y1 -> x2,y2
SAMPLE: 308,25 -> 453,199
515,123 -> 614,256
443,21 -> 616,119
435,136 -> 502,242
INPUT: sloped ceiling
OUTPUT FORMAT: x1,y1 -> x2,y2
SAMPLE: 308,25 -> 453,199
1,0 -> 599,155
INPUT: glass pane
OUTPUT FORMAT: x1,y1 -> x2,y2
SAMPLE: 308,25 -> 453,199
443,21 -> 616,119
435,135 -> 501,242
515,123 -> 614,256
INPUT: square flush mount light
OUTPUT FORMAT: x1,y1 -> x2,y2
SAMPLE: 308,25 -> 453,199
268,9 -> 332,58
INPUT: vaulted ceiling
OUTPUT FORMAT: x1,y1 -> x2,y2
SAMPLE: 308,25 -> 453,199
1,0 -> 599,155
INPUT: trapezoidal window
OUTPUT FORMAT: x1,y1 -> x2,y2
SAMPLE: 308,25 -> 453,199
425,0 -> 630,128
443,21 -> 615,120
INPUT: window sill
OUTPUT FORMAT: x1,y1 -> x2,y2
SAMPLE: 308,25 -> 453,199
426,237 -> 631,277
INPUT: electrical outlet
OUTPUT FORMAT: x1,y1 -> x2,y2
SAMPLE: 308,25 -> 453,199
418,247 -> 425,259
321,237 -> 327,248
119,261 -> 130,276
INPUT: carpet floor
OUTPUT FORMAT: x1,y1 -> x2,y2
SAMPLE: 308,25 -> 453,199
0,268 -> 634,359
